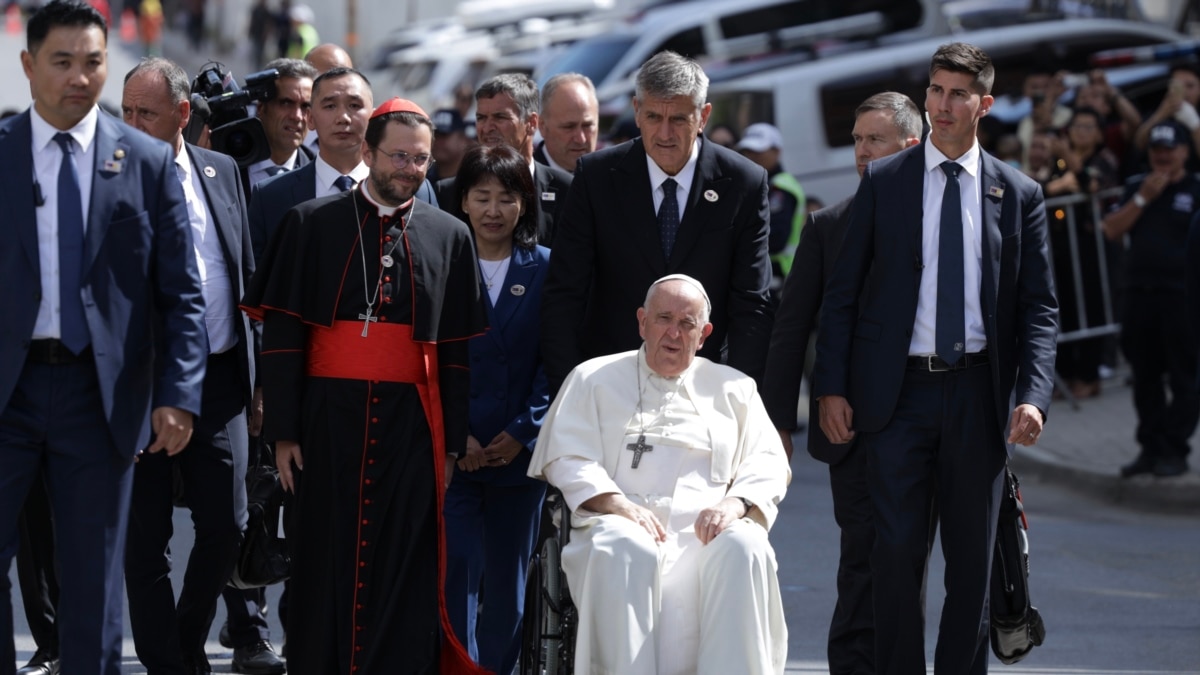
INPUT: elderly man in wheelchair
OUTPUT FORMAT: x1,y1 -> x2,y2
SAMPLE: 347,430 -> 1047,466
527,275 -> 791,675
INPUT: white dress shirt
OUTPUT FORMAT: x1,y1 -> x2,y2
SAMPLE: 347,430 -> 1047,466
246,149 -> 300,192
910,139 -> 988,356
177,147 -> 236,354
31,105 -> 98,340
646,139 -> 701,219
314,155 -> 369,199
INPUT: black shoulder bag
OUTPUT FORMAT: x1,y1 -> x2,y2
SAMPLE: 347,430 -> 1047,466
990,467 -> 1046,664
228,439 -> 291,589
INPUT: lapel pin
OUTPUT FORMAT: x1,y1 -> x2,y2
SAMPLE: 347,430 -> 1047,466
704,189 -> 718,202
102,159 -> 123,173
114,149 -> 126,160
988,185 -> 1005,199
541,192 -> 555,201
203,166 -> 216,178
510,284 -> 526,296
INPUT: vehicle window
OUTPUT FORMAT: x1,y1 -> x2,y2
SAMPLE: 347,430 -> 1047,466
820,63 -> 928,150
537,34 -> 638,88
719,0 -> 923,40
708,90 -> 775,134
657,27 -> 706,60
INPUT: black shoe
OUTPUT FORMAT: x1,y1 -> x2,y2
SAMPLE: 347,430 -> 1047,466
16,651 -> 59,675
1153,456 -> 1189,477
232,641 -> 286,675
1120,454 -> 1156,478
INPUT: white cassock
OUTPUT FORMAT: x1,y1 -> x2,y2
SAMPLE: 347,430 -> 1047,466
528,348 -> 791,675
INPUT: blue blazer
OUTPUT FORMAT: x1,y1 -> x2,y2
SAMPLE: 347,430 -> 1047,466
187,143 -> 256,405
0,110 -> 208,457
465,245 -> 551,485
812,142 -> 1059,441
248,162 -> 440,263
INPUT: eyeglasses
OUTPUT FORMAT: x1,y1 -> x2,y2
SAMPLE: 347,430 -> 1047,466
372,147 -> 434,170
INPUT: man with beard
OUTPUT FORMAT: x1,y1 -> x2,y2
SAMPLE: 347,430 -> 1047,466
241,98 -> 487,674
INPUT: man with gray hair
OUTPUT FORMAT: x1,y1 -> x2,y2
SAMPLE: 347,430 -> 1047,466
530,274 -> 790,675
435,72 -> 572,244
121,56 -> 259,675
535,72 -> 599,173
541,50 -> 774,395
763,91 -> 922,675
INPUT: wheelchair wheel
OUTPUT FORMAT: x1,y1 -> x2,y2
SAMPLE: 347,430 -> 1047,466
519,537 -> 573,674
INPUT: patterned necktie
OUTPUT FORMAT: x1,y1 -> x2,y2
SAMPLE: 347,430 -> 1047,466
936,161 -> 965,365
658,177 -> 680,260
334,174 -> 354,192
53,132 -> 89,354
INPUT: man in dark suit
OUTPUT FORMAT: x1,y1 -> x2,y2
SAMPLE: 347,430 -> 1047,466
435,73 -> 572,245
762,91 -> 922,675
813,43 -> 1058,675
0,3 -> 208,674
119,57 -> 258,675
238,58 -> 316,198
534,72 -> 598,175
540,50 -> 773,394
248,70 -> 439,262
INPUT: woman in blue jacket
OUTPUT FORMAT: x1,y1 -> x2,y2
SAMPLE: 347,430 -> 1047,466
444,144 -> 550,674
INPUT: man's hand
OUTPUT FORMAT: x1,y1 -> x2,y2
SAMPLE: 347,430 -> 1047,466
1140,170 -> 1171,204
483,431 -> 523,468
444,455 -> 456,490
276,440 -> 303,493
248,387 -> 264,436
1007,403 -> 1045,446
581,493 -> 666,543
457,435 -> 488,472
778,429 -> 794,461
147,406 -> 193,455
695,497 -> 748,545
819,395 -> 855,444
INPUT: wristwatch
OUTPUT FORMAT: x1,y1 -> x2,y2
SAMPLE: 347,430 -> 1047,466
737,496 -> 754,516
1133,193 -> 1147,209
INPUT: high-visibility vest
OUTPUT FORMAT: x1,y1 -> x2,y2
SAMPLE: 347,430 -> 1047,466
769,171 -> 805,277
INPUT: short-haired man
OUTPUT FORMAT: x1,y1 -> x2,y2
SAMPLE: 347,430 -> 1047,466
0,2 -> 207,672
241,98 -> 487,674
1105,120 -> 1200,478
436,73 -> 572,244
814,43 -> 1058,674
535,72 -> 599,174
737,122 -> 806,301
301,43 -> 352,153
240,57 -> 317,195
530,274 -> 789,674
121,56 -> 258,675
541,50 -> 774,395
762,91 -> 922,675
428,107 -> 472,184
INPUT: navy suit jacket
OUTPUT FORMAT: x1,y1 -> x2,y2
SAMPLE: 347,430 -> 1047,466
435,161 -> 572,246
187,143 -> 256,405
540,137 -> 774,394
248,161 -> 440,262
812,143 -> 1058,442
762,196 -> 853,464
0,110 -> 208,457
464,245 -> 551,485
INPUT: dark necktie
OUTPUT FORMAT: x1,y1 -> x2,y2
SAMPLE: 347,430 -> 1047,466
265,164 -> 287,178
658,177 -> 680,260
54,132 -> 89,354
937,161 -> 965,365
334,174 -> 354,192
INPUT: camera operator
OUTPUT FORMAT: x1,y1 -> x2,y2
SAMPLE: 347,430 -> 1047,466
240,57 -> 317,196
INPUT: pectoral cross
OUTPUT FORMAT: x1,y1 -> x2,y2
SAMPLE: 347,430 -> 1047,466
625,434 -> 653,469
359,307 -> 378,337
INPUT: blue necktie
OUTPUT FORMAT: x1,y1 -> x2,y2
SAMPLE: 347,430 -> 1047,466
658,177 -> 680,260
937,161 -> 965,365
334,174 -> 354,192
54,133 -> 89,354
266,164 -> 287,178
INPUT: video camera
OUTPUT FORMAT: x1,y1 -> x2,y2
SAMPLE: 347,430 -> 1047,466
185,63 -> 279,167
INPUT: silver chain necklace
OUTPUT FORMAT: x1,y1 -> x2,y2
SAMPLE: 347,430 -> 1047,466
626,351 -> 683,469
479,256 -> 511,290
352,189 -> 410,337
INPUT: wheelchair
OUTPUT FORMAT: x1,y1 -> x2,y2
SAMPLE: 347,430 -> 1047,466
519,488 -> 577,675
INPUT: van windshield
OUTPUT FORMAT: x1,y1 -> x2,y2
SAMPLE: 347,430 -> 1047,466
538,34 -> 638,88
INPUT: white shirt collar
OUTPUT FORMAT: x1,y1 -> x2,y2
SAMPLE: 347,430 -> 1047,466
646,138 -> 701,192
30,104 -> 99,155
175,143 -> 191,177
359,181 -> 407,219
247,149 -> 299,176
315,154 -> 369,191
925,137 -> 981,178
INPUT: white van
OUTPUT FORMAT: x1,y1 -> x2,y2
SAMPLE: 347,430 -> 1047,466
536,0 -> 945,107
706,18 -> 1186,203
